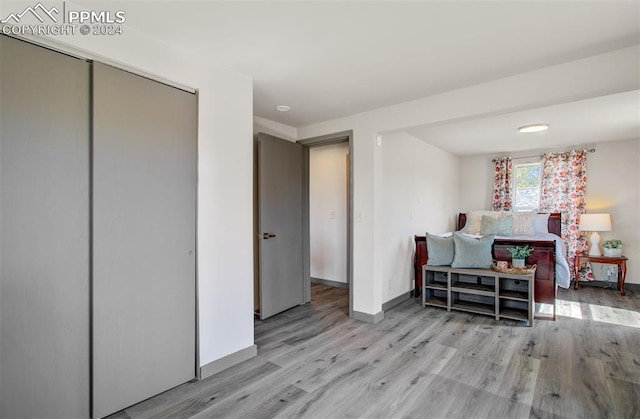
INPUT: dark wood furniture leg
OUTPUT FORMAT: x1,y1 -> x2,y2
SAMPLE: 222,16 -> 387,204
618,259 -> 626,296
413,235 -> 427,298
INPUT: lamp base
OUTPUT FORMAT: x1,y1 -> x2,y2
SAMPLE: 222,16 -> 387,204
588,231 -> 602,256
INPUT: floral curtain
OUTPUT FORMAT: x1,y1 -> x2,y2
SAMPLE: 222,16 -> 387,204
539,149 -> 589,279
492,157 -> 512,211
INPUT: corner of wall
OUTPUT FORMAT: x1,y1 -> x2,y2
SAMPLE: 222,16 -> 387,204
353,310 -> 384,323
253,116 -> 298,142
199,344 -> 257,380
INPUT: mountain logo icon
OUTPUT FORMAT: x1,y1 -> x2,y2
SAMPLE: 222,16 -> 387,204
1,2 -> 60,24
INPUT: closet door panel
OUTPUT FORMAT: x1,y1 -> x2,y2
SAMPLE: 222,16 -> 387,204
92,63 -> 197,418
0,36 -> 91,418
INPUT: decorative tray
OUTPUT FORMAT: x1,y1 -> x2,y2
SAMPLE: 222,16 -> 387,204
491,263 -> 537,275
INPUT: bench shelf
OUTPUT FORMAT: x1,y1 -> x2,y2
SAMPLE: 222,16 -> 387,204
422,265 -> 535,326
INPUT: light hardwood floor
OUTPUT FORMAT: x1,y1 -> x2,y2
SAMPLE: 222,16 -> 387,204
109,283 -> 640,419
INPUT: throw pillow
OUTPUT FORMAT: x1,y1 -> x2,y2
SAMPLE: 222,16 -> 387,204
451,232 -> 494,269
426,233 -> 454,266
461,210 -> 505,235
512,212 -> 536,236
534,213 -> 550,235
480,214 -> 513,236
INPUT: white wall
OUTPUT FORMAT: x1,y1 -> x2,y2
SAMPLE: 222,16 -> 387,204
458,138 -> 640,285
41,17 -> 255,368
458,155 -> 494,211
381,132 -> 459,302
309,143 -> 349,283
586,138 -> 640,285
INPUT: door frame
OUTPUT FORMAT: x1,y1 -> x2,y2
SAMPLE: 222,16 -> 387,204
298,130 -> 354,318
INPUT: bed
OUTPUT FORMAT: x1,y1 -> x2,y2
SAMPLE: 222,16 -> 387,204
414,212 -> 568,320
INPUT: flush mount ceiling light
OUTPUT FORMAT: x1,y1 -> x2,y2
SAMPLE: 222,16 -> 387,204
518,123 -> 549,133
276,105 -> 291,112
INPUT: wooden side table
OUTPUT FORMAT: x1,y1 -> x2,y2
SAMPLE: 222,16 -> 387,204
574,254 -> 628,296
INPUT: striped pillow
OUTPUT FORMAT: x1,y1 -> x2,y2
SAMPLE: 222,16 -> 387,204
512,212 -> 536,236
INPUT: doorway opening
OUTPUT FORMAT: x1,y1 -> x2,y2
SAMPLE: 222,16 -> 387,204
299,131 -> 353,318
253,130 -> 353,321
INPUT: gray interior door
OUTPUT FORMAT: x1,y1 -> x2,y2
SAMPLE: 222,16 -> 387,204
258,133 -> 304,319
0,35 -> 91,418
92,63 -> 197,418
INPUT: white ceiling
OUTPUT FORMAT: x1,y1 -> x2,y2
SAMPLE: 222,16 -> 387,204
406,90 -> 640,156
79,1 -> 640,154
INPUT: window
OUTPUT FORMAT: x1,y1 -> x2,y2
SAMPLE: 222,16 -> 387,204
513,162 -> 541,212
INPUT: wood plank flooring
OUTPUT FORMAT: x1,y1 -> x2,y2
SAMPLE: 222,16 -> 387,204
109,284 -> 640,419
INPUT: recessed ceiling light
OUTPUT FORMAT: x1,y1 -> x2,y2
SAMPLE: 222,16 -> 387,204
276,105 -> 291,112
518,123 -> 549,133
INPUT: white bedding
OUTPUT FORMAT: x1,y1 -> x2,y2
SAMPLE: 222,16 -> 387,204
439,232 -> 571,289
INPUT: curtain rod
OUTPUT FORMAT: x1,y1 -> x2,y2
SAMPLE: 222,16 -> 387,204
492,148 -> 595,163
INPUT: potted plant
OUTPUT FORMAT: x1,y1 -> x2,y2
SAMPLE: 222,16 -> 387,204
602,240 -> 622,257
507,245 -> 533,268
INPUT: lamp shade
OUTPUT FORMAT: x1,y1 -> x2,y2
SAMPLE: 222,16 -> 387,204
579,213 -> 612,232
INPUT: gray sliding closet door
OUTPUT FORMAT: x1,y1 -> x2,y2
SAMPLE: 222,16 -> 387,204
0,36 -> 91,418
92,63 -> 197,418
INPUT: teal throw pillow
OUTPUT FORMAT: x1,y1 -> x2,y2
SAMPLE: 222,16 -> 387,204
480,214 -> 513,236
451,232 -> 494,269
426,233 -> 454,266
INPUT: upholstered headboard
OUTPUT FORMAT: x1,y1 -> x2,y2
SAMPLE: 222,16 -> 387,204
457,212 -> 562,237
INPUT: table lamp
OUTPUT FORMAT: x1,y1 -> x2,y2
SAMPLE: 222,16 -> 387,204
579,213 -> 612,256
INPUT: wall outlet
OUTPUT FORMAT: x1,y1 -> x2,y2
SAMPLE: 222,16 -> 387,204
330,210 -> 336,220
356,210 -> 363,223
